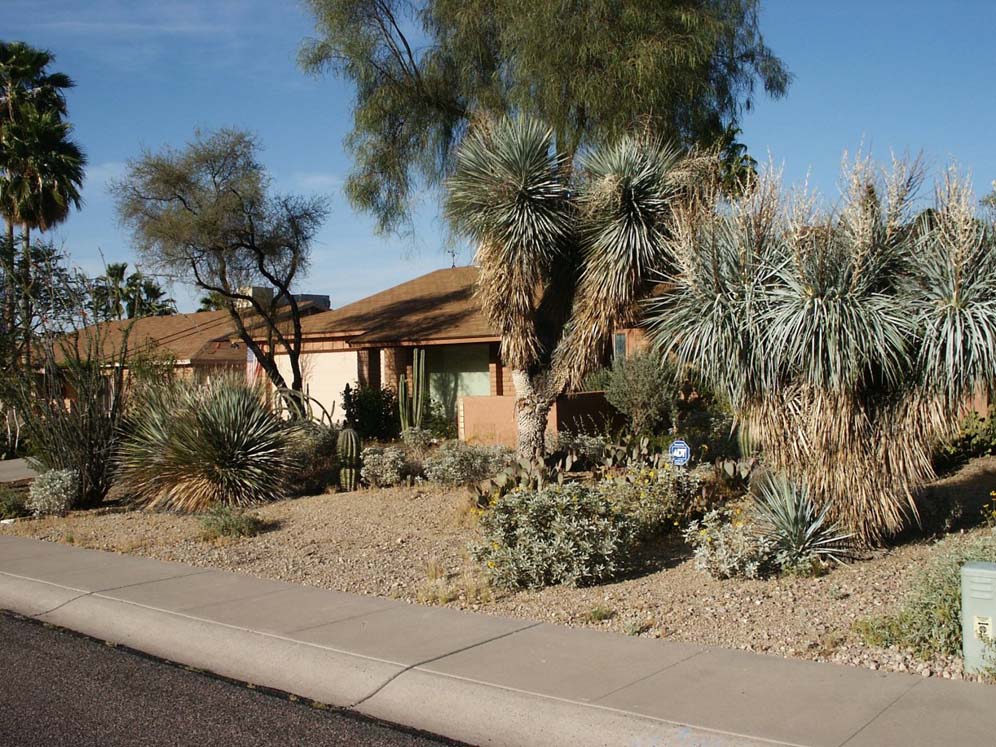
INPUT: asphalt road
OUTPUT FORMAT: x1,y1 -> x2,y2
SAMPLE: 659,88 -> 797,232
0,611 -> 465,747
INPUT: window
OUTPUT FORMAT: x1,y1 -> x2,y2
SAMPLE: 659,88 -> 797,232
613,333 -> 627,360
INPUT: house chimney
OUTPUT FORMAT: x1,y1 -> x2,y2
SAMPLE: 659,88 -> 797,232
235,286 -> 274,309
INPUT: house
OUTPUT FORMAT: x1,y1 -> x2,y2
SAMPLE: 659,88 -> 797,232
52,292 -> 330,385
267,267 -> 634,444
53,310 -> 247,381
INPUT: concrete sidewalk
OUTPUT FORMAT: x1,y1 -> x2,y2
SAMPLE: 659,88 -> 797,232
0,535 -> 992,747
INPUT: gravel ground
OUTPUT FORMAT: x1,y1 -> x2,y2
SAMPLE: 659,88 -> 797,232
4,460 -> 996,684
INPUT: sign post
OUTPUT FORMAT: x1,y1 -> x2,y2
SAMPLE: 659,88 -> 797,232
668,439 -> 691,467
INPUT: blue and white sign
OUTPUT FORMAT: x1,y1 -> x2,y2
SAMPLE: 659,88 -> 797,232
668,439 -> 691,467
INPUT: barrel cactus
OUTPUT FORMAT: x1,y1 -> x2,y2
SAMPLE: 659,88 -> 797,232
338,427 -> 361,491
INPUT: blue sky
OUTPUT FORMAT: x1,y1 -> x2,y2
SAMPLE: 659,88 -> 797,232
7,1 -> 996,311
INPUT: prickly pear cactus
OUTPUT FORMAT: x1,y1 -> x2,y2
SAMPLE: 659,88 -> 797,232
338,427 -> 361,491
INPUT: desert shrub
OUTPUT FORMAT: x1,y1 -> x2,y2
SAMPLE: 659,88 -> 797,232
604,352 -> 674,436
117,377 -> 293,511
286,422 -> 338,495
547,431 -> 612,469
361,445 -> 407,487
0,487 -> 28,520
199,504 -> 269,540
934,408 -> 996,472
9,353 -> 125,510
598,465 -> 705,538
474,483 -> 638,589
423,401 -> 458,440
683,507 -> 773,579
27,469 -> 78,517
424,441 -> 512,486
752,475 -> 853,574
342,384 -> 399,441
581,366 -> 612,392
401,426 -> 434,455
857,532 -> 996,658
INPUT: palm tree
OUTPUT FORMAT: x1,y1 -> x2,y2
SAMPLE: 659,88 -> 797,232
1,105 -> 85,363
445,116 -> 706,457
94,262 -> 176,320
0,42 -> 74,352
645,157 -> 996,544
127,275 -> 175,318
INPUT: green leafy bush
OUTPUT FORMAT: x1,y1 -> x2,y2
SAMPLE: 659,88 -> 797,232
0,488 -> 27,520
604,352 -> 674,436
474,484 -> 638,589
424,441 -> 512,486
857,532 -> 996,658
934,408 -> 996,472
27,469 -> 78,517
598,465 -> 705,538
199,504 -> 270,540
342,384 -> 399,440
117,378 -> 293,511
361,445 -> 408,487
752,475 -> 853,574
683,507 -> 773,579
286,422 -> 338,495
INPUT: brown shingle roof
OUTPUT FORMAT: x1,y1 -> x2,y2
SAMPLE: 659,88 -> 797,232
299,266 -> 497,344
57,310 -> 245,367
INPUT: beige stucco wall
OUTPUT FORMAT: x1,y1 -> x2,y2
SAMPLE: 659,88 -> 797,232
276,350 -> 357,423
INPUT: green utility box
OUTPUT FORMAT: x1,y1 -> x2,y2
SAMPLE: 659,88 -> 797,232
961,561 -> 996,673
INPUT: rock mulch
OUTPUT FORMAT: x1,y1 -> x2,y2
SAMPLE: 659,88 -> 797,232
1,482 -> 989,683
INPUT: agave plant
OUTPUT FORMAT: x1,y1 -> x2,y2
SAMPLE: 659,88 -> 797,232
752,475 -> 853,573
117,376 -> 292,511
647,156 -> 996,544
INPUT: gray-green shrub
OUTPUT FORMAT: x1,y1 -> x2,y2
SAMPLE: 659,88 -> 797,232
424,441 -> 512,486
857,532 -> 996,658
474,484 -> 638,589
27,469 -> 78,517
361,445 -> 407,487
683,507 -> 773,579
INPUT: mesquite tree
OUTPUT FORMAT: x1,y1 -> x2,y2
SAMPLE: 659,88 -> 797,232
113,129 -> 328,404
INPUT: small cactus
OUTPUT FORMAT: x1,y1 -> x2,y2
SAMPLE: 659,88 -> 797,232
398,347 -> 426,432
340,467 -> 358,492
338,427 -> 361,491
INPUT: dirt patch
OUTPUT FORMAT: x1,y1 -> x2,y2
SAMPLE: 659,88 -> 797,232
2,469 -> 991,682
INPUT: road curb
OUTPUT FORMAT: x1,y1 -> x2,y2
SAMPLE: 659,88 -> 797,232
0,570 -> 777,747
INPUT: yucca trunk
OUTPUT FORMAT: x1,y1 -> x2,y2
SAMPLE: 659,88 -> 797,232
512,370 -> 553,460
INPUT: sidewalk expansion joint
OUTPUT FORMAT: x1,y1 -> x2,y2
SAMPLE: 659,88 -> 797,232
590,647 -> 709,702
835,677 -> 925,747
347,621 -> 544,709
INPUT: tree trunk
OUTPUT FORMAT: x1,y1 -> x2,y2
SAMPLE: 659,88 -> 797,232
2,222 -> 15,369
512,369 -> 555,460
19,225 -> 31,370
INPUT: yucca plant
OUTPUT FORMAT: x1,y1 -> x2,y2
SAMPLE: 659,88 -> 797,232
446,115 -> 709,457
117,376 -> 292,511
647,156 -> 996,544
752,474 -> 853,573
